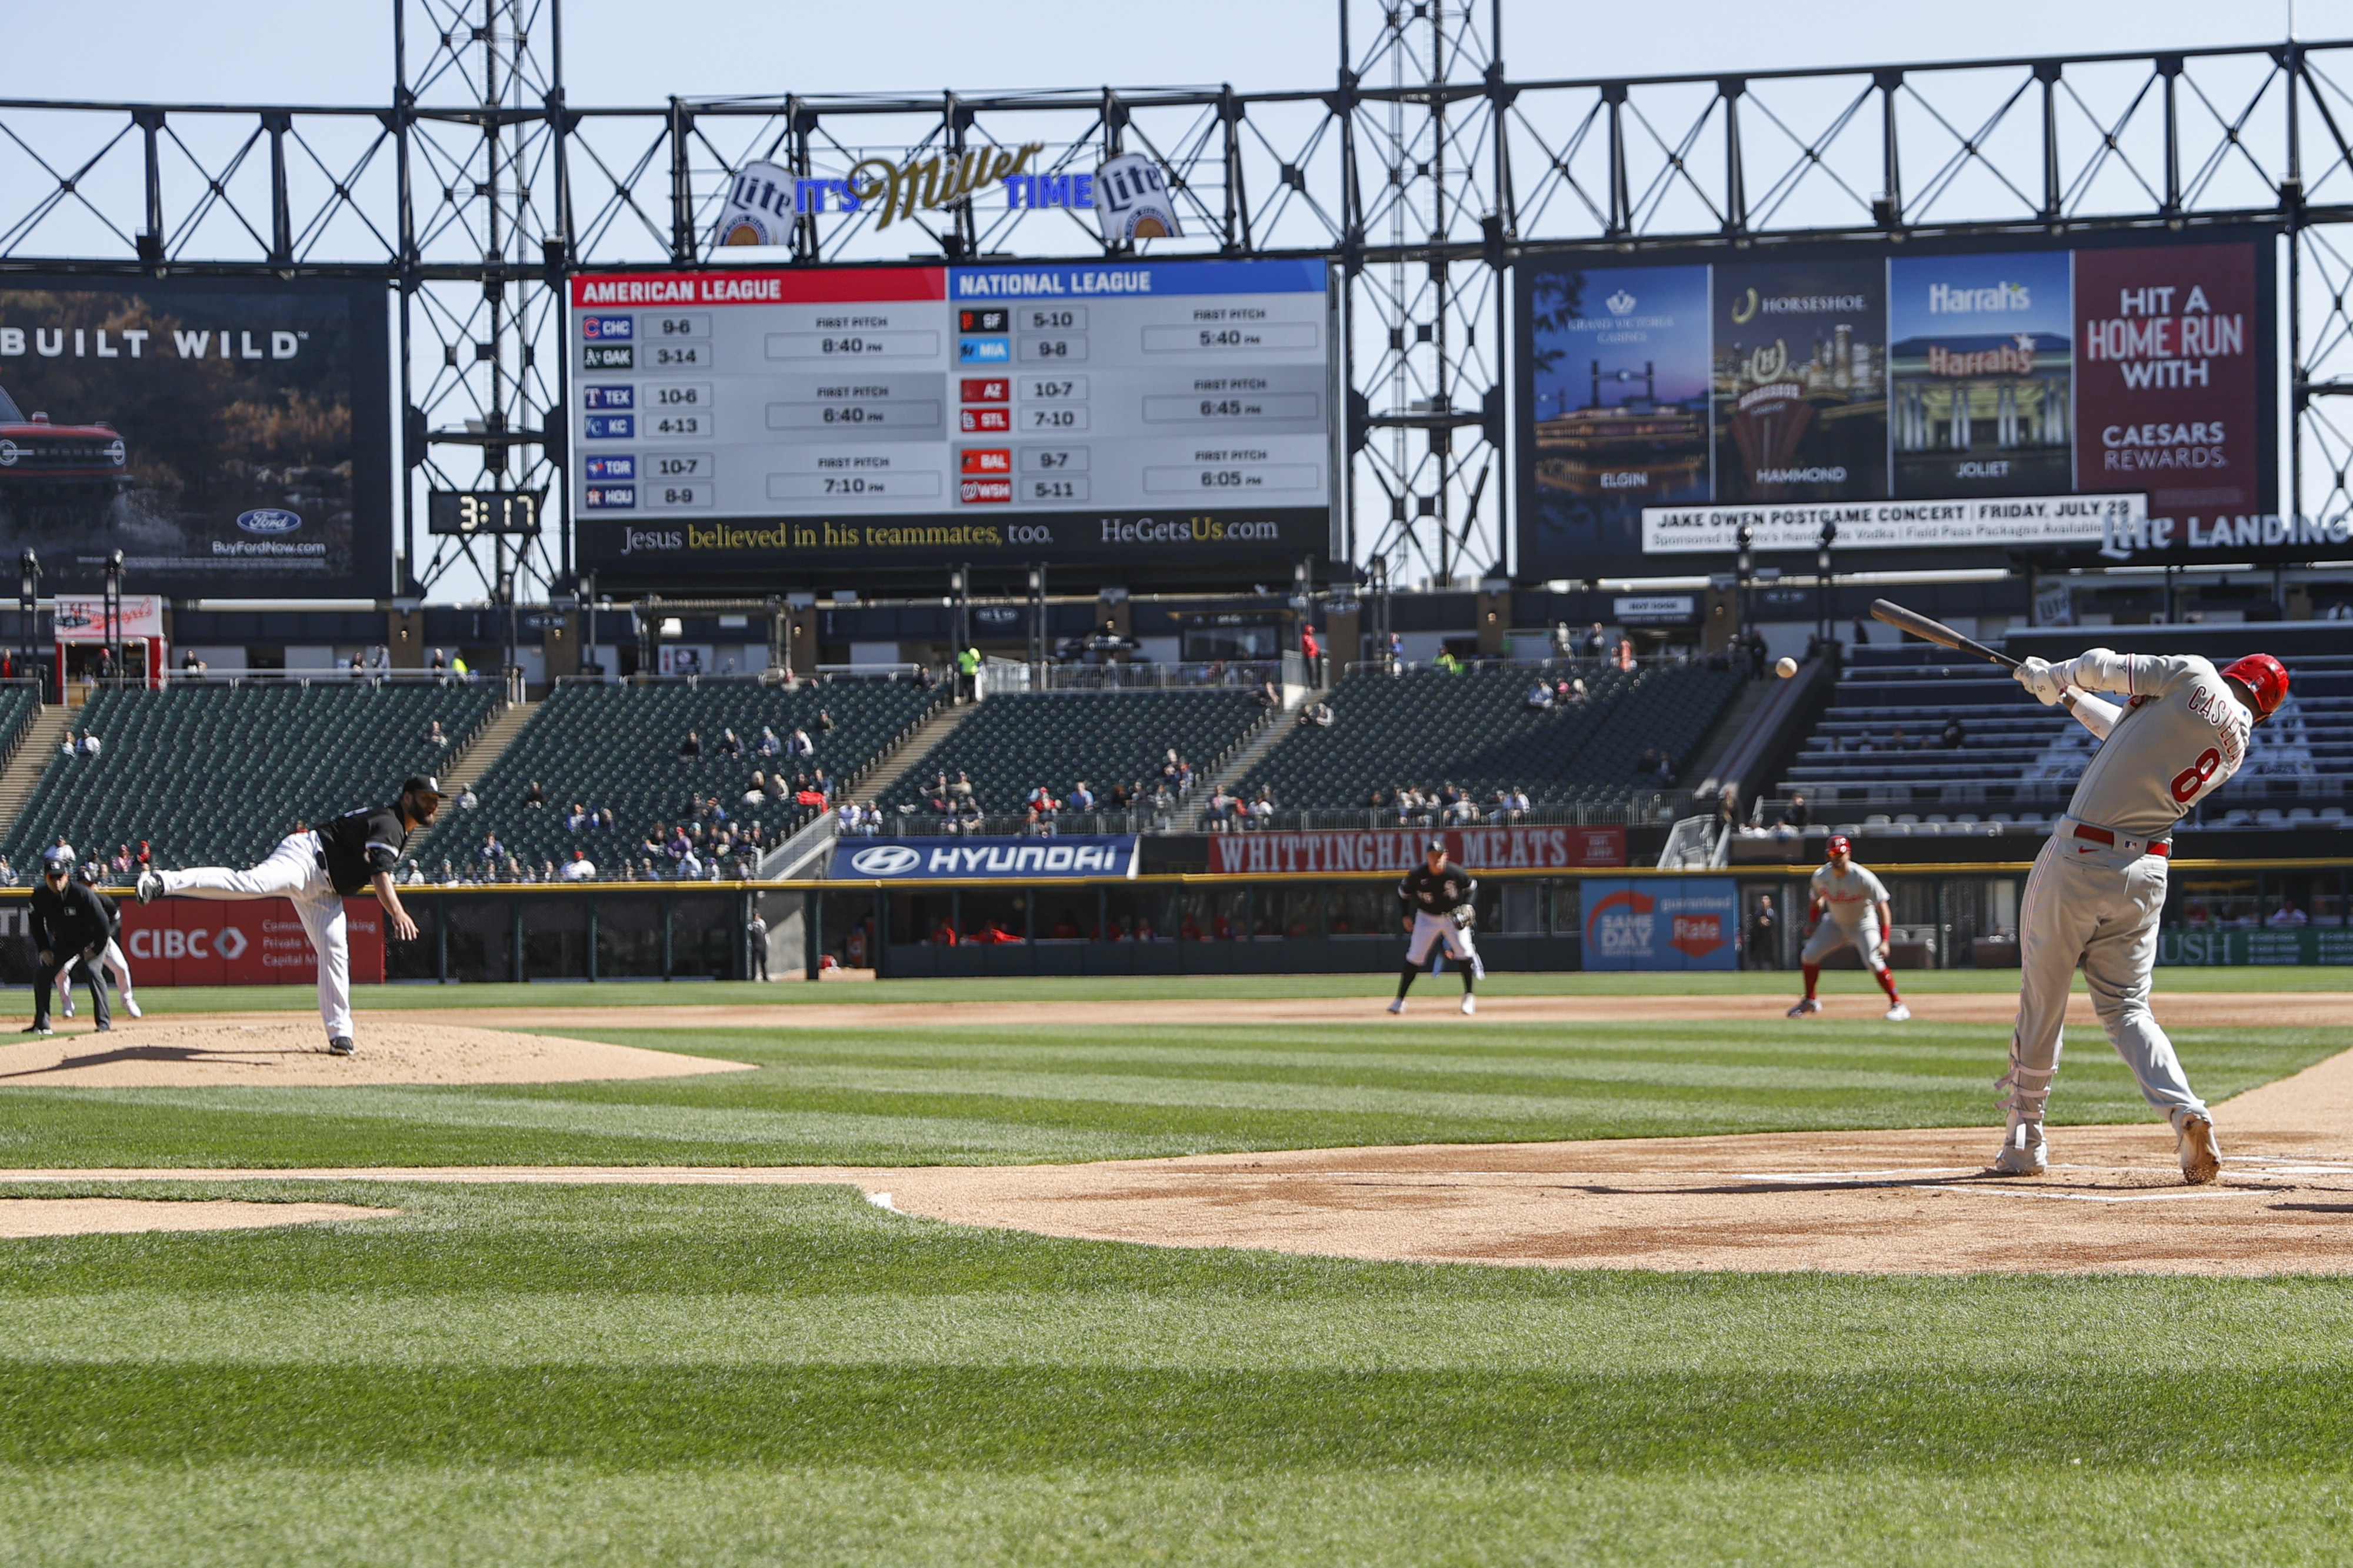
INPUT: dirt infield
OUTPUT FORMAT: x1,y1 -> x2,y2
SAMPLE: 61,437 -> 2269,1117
425,991 -> 2353,1032
0,1015 -> 754,1087
0,1198 -> 392,1239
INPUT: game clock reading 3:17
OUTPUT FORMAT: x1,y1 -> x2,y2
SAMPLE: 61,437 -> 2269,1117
426,490 -> 543,536
566,259 -> 1339,579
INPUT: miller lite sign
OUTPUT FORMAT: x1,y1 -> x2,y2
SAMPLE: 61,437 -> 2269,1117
1093,154 -> 1182,243
714,159 -> 798,248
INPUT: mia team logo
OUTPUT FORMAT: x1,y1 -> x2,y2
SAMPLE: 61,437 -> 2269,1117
1093,154 -> 1182,242
236,508 -> 302,535
848,845 -> 923,877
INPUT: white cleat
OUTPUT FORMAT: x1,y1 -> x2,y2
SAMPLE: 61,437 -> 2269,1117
1786,997 -> 1821,1017
1460,994 -> 1477,1016
2175,1112 -> 2222,1186
1884,1003 -> 1911,1022
1991,1119 -> 2048,1176
59,999 -> 73,1019
124,999 -> 142,1019
136,870 -> 162,905
1387,998 -> 1405,1015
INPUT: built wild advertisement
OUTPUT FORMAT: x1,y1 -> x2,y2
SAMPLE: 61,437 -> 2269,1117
0,275 -> 390,596
1515,231 -> 2285,578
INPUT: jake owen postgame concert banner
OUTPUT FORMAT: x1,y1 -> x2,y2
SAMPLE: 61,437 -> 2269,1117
0,275 -> 391,597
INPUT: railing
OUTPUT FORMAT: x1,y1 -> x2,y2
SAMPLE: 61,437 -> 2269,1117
551,665 -> 934,688
978,656 -> 1311,695
858,798 -> 1672,839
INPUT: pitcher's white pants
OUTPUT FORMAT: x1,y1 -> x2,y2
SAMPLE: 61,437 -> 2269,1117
59,938 -> 135,1004
2004,819 -> 2204,1124
158,831 -> 351,1040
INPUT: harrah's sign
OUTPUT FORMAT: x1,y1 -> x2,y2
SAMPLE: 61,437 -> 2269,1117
1205,826 -> 1625,876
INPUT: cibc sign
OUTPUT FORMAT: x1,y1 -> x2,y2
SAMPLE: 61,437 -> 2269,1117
115,898 -> 385,986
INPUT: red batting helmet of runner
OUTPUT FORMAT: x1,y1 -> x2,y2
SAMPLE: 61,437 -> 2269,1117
1826,833 -> 1852,858
2220,653 -> 2289,723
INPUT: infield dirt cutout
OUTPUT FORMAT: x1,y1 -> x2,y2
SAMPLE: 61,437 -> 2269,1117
5,992 -> 2353,1272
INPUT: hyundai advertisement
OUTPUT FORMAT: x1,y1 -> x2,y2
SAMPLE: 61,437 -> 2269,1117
0,275 -> 391,595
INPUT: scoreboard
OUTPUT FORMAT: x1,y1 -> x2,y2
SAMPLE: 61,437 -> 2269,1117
566,259 -> 1337,582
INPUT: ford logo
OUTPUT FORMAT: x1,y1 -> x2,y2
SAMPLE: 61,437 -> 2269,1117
236,508 -> 302,535
848,845 -> 922,876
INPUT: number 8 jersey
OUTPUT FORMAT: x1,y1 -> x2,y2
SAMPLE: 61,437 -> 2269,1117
2060,649 -> 2253,836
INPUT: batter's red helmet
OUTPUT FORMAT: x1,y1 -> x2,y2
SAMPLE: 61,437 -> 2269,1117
1825,833 -> 1853,858
2221,653 -> 2290,722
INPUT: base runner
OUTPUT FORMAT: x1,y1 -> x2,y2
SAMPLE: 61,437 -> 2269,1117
137,776 -> 440,1056
1389,838 -> 1482,1016
1787,834 -> 1909,1021
1997,648 -> 2287,1184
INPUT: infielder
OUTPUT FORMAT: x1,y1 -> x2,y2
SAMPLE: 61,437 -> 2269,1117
1389,837 -> 1482,1016
138,775 -> 440,1056
24,846 -> 116,1036
57,864 -> 139,1020
1995,649 -> 2287,1183
1787,833 -> 1910,1021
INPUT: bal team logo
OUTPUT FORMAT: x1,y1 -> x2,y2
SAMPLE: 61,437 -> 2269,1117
848,845 -> 923,877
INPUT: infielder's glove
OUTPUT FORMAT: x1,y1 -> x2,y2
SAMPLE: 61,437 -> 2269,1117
1449,904 -> 1476,930
2014,656 -> 2070,706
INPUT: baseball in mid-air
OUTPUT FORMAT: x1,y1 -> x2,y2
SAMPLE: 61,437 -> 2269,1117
1775,656 -> 1799,678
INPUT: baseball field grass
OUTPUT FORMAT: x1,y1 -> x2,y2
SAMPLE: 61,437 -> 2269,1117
4,973 -> 2352,1564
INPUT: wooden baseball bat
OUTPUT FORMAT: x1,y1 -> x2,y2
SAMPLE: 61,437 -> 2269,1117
1869,598 -> 2021,670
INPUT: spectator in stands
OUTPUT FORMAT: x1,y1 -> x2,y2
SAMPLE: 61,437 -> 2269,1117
1746,626 -> 1770,680
598,808 -> 616,831
438,859 -> 459,886
430,647 -> 449,683
2267,898 -> 2309,928
1301,623 -> 1321,682
1891,725 -> 1918,750
457,784 -> 479,810
1585,622 -> 1607,658
1257,679 -> 1281,708
109,845 -> 131,876
755,726 -> 782,757
677,845 -> 704,879
1567,677 -> 1589,704
1251,787 -> 1277,826
566,803 -> 590,832
501,854 -> 524,883
1524,679 -> 1555,711
561,849 -> 595,882
679,730 -> 702,760
1207,785 -> 1239,827
786,726 -> 815,758
949,770 -> 975,803
1435,650 -> 1463,675
1851,613 -> 1869,646
1805,630 -> 1824,662
764,772 -> 785,802
817,709 -> 835,733
1615,635 -> 1636,671
1716,785 -> 1742,839
478,831 -> 504,866
956,645 -> 981,700
180,647 -> 205,678
1780,792 -> 1810,831
523,780 -> 546,808
348,651 -> 365,679
742,773 -> 766,806
719,728 -> 743,758
1941,717 -> 1965,749
0,856 -> 14,887
1303,700 -> 1334,728
836,800 -> 862,833
915,663 -> 938,692
452,653 -> 473,683
811,767 -> 833,801
1388,632 -> 1405,666
796,780 -> 828,809
78,729 -> 101,758
419,718 -> 448,752
1069,780 -> 1095,813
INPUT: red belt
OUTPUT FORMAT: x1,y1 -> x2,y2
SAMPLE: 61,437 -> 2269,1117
2072,825 -> 2168,857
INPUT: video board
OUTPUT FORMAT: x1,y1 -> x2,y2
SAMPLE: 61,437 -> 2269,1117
1514,231 -> 2302,578
0,275 -> 391,596
568,259 -> 1338,585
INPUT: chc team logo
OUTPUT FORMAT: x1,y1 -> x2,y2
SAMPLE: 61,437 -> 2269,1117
580,316 -> 634,340
236,508 -> 302,535
848,845 -> 923,877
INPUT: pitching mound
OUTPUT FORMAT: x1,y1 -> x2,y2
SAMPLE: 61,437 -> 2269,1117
0,1197 -> 392,1239
0,1013 -> 753,1088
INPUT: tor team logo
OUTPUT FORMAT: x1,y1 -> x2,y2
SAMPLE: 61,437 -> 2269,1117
848,845 -> 922,876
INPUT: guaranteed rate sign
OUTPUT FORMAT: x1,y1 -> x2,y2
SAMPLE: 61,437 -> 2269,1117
569,258 -> 1337,583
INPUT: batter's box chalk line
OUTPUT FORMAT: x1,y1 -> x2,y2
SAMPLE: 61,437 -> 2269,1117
865,1190 -> 902,1213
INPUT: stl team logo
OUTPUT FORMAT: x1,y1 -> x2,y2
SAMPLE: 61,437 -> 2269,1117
848,845 -> 922,876
1605,289 -> 1637,315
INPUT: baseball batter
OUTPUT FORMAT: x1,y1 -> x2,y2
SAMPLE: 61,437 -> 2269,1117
1787,834 -> 1910,1021
137,775 -> 441,1056
1389,838 -> 1482,1016
1998,648 -> 2289,1183
56,863 -> 139,1020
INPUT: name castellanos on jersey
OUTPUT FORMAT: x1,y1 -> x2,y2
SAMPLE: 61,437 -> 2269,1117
2187,683 -> 2248,766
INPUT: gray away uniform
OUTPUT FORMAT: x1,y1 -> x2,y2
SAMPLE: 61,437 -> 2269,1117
2004,650 -> 2252,1127
1802,861 -> 1889,969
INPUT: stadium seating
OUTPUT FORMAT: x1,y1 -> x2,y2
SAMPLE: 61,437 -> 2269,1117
1774,644 -> 2353,832
876,688 -> 1266,821
5,679 -> 499,872
416,677 -> 943,876
1232,662 -> 1748,810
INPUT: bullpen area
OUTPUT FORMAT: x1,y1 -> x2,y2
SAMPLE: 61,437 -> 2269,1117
4,969 -> 2352,1564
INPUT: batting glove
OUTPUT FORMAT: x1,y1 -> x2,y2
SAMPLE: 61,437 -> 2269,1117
2014,656 -> 2069,706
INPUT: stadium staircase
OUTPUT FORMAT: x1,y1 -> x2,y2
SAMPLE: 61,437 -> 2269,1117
0,702 -> 67,846
841,698 -> 977,808
434,698 -> 538,797
1194,688 -> 1317,818
1679,673 -> 1783,803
